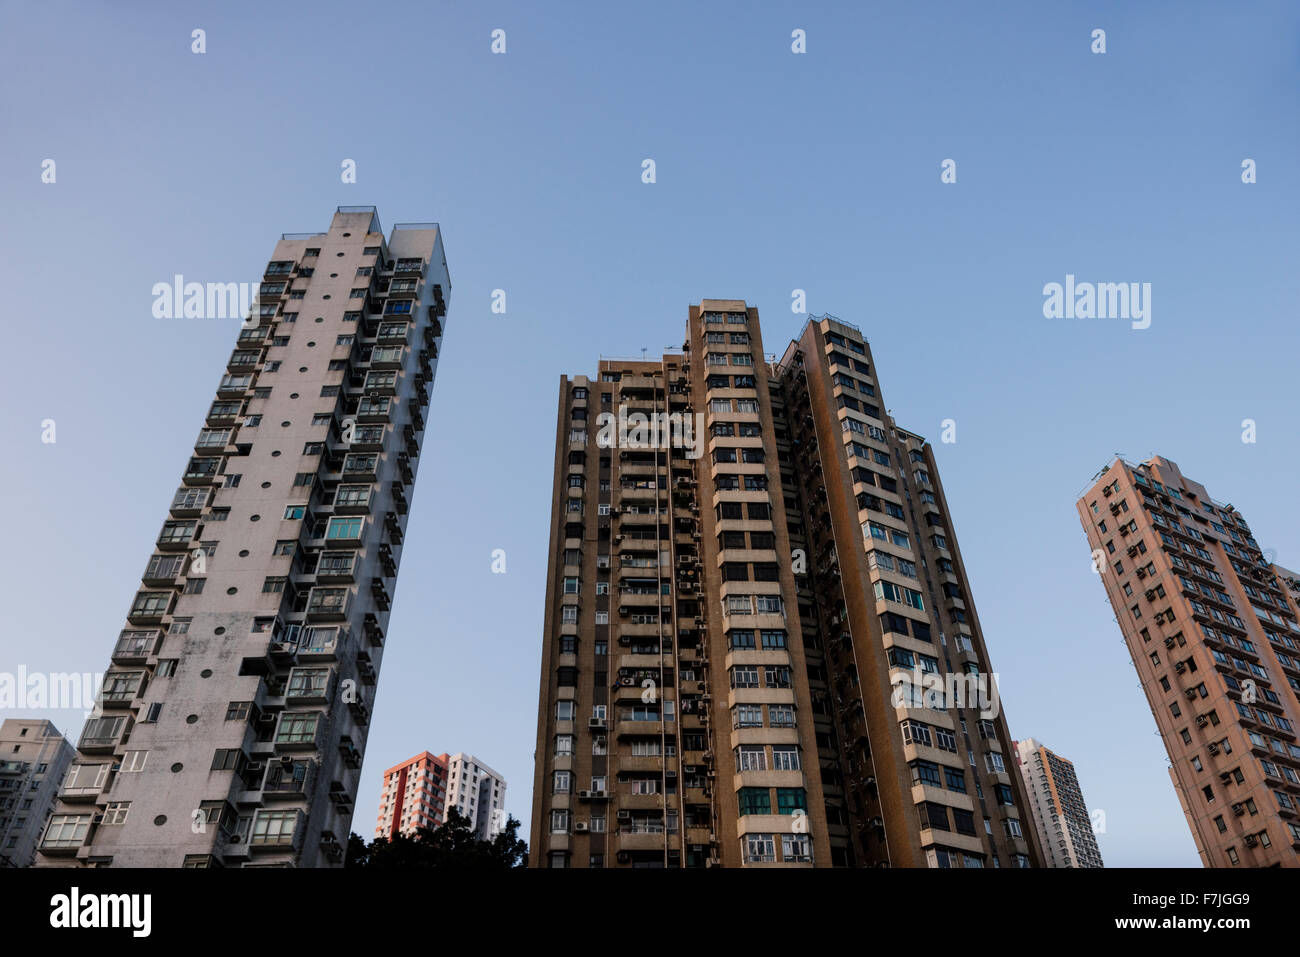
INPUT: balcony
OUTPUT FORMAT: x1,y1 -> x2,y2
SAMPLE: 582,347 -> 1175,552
363,370 -> 398,396
334,487 -> 373,515
356,396 -> 392,423
348,424 -> 387,451
298,626 -> 343,661
61,762 -> 111,802
217,375 -> 252,398
370,346 -> 405,371
206,402 -> 241,427
316,551 -> 357,583
156,521 -> 196,551
262,758 -> 316,801
227,350 -> 261,373
0,759 -> 25,776
78,716 -> 129,753
39,814 -> 94,856
306,587 -> 351,621
341,453 -> 379,483
142,552 -> 186,586
377,322 -> 410,345
182,456 -> 222,486
284,665 -> 332,704
248,809 -> 304,853
386,278 -> 420,300
169,486 -> 211,517
393,258 -> 424,277
616,828 -> 671,852
363,613 -> 384,647
98,670 -> 147,709
127,591 -> 173,625
273,713 -> 322,752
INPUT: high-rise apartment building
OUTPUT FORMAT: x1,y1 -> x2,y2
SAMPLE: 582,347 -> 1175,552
444,754 -> 507,840
1014,738 -> 1104,867
37,207 -> 450,868
374,751 -> 449,840
1078,455 -> 1300,867
0,720 -> 74,867
373,751 -> 507,841
530,303 -> 1043,868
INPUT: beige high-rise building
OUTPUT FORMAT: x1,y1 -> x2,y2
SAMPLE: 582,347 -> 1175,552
37,207 -> 450,868
0,720 -> 74,867
1078,455 -> 1300,867
1014,738 -> 1104,868
529,304 -> 1043,868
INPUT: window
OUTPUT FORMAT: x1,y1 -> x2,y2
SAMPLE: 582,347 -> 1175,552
738,787 -> 771,815
250,809 -> 300,847
769,705 -> 795,728
744,833 -> 776,863
782,833 -> 812,863
274,712 -> 320,746
776,788 -> 806,815
736,746 -> 767,772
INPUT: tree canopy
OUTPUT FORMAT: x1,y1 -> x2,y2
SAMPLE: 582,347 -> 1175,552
347,807 -> 528,869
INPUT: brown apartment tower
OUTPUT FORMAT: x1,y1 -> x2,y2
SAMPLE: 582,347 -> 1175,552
530,303 -> 1043,868
1078,456 -> 1300,867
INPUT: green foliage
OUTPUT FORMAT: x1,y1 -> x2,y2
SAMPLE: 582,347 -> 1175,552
347,807 -> 528,869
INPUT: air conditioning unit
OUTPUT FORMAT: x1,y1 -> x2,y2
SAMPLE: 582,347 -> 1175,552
1174,661 -> 1187,674
1207,743 -> 1220,755
1164,637 -> 1176,649
1184,688 -> 1198,699
588,717 -> 606,729
1136,568 -> 1147,579
1232,803 -> 1245,816
1244,834 -> 1258,848
617,810 -> 631,821
1219,771 -> 1233,784
1127,545 -> 1139,557
578,790 -> 592,799
279,754 -> 295,765
574,822 -> 590,833
1195,715 -> 1209,728
1145,589 -> 1157,601
1103,486 -> 1113,497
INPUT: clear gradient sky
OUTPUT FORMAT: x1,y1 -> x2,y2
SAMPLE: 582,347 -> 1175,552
2,1 -> 1297,866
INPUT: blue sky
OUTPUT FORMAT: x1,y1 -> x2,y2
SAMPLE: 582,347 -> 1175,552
1,1 -> 1296,866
